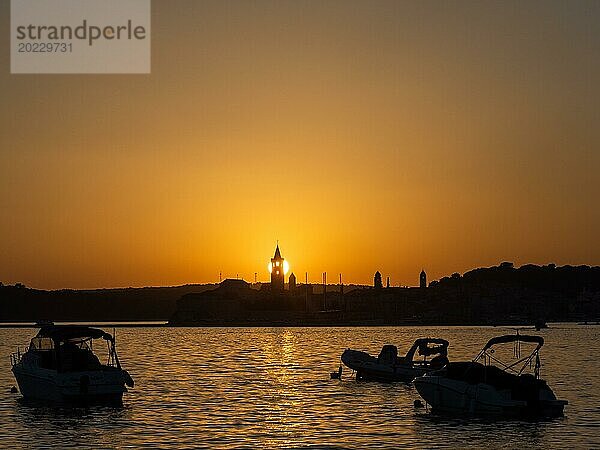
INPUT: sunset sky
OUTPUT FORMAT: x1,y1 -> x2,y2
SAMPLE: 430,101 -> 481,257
1,1 -> 599,289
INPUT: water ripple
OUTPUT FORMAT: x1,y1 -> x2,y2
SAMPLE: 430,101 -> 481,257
1,325 -> 598,448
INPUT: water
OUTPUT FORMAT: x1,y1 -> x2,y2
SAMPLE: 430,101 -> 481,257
1,325 -> 598,448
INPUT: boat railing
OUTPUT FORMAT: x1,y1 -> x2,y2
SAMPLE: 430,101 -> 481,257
10,347 -> 22,367
477,347 -> 541,378
103,339 -> 121,369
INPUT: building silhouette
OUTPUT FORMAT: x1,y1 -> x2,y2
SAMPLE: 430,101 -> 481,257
270,244 -> 285,292
374,271 -> 383,289
289,272 -> 296,292
420,269 -> 427,288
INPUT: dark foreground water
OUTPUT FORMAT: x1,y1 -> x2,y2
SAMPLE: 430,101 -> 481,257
1,325 -> 598,448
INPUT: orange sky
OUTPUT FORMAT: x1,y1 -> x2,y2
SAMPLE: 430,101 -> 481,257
1,1 -> 599,289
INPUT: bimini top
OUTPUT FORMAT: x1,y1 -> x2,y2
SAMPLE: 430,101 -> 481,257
482,334 -> 544,351
36,325 -> 114,342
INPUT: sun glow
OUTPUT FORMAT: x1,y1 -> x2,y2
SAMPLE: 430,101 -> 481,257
268,260 -> 290,275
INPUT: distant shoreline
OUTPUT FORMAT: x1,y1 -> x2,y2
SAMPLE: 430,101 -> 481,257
1,321 -> 597,329
0,322 -> 168,328
3,263 -> 599,326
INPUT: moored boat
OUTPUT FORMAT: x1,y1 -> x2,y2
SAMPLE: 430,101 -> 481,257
414,334 -> 567,417
340,338 -> 449,382
11,325 -> 134,404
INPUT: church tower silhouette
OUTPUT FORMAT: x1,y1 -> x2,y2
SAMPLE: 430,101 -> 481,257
270,244 -> 285,292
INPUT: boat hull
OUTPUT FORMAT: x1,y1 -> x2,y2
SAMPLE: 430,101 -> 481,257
12,365 -> 128,405
341,349 -> 427,382
414,375 -> 567,418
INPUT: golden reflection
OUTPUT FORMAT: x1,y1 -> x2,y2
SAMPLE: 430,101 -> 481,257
261,330 -> 301,445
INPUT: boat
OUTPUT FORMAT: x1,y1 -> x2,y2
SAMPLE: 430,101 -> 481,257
340,338 -> 449,382
11,325 -> 134,404
414,334 -> 567,417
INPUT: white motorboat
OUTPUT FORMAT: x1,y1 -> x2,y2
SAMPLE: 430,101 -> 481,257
340,338 -> 449,382
11,325 -> 134,404
414,334 -> 567,417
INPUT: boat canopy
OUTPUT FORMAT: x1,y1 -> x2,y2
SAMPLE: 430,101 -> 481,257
36,326 -> 114,343
482,334 -> 544,351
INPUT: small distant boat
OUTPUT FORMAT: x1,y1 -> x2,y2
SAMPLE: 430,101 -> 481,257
534,320 -> 548,331
11,325 -> 134,404
340,338 -> 449,382
414,334 -> 567,417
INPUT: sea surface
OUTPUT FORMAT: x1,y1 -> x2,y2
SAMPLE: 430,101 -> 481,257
0,325 -> 598,448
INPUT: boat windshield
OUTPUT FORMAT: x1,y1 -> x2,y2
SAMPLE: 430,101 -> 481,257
65,337 -> 93,351
30,336 -> 94,351
21,326 -> 122,372
29,336 -> 54,351
26,334 -> 117,372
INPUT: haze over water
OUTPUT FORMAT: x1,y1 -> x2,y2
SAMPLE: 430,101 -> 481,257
1,325 -> 598,448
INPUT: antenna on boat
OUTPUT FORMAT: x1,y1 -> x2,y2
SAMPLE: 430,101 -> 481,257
513,328 -> 521,358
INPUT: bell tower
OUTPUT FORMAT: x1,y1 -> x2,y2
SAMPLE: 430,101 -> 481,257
270,244 -> 285,292
420,269 -> 427,288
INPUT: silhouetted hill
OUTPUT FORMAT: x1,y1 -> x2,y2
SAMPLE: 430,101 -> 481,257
438,262 -> 600,294
0,284 -> 216,322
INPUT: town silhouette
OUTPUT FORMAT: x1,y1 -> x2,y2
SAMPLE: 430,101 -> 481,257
2,245 -> 599,326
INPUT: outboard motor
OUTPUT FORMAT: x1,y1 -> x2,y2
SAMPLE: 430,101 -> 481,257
377,345 -> 398,365
123,370 -> 134,388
